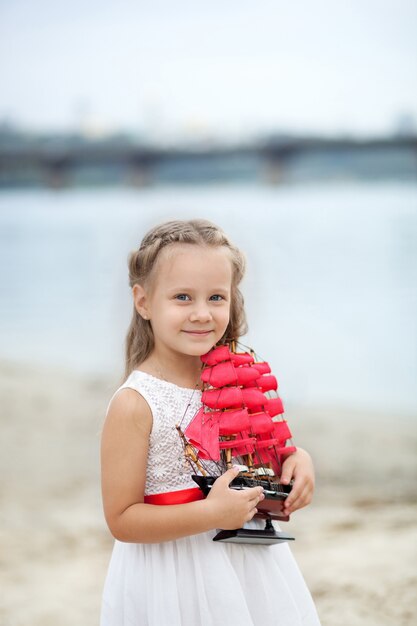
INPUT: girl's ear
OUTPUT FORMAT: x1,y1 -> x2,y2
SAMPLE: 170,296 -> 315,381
132,284 -> 151,320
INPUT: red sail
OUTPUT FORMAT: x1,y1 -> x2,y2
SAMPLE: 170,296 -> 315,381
201,361 -> 260,387
219,436 -> 255,450
236,367 -> 261,386
270,446 -> 297,475
276,446 -> 297,460
249,412 -> 274,435
255,437 -> 280,449
272,420 -> 292,443
252,362 -> 271,374
248,396 -> 283,415
201,345 -> 230,366
236,366 -> 267,389
202,387 -> 243,409
201,360 -> 237,386
231,438 -> 256,456
184,406 -> 205,443
265,397 -> 285,416
184,408 -> 221,461
230,352 -> 254,366
220,432 -> 256,456
241,388 -> 269,409
252,420 -> 295,463
255,443 -> 277,465
257,375 -> 278,392
255,440 -> 295,467
202,387 -> 266,410
218,408 -> 250,436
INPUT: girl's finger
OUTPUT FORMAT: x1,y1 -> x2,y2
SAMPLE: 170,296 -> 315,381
247,507 -> 258,521
246,487 -> 264,503
285,485 -> 311,512
280,457 -> 296,485
285,480 -> 302,508
285,477 -> 308,509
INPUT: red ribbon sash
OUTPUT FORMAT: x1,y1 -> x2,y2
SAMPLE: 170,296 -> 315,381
144,487 -> 204,506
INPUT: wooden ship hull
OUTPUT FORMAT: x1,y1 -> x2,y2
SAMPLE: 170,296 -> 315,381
192,474 -> 292,521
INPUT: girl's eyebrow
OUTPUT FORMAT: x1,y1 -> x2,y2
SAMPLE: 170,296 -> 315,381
168,286 -> 195,293
169,285 -> 230,292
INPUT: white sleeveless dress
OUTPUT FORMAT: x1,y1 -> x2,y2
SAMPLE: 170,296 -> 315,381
100,371 -> 321,626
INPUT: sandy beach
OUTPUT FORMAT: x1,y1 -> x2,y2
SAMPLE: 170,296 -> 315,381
0,361 -> 416,626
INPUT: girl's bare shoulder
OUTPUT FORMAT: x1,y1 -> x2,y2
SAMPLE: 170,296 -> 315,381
104,386 -> 152,436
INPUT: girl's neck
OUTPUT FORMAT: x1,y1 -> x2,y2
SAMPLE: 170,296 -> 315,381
139,351 -> 203,389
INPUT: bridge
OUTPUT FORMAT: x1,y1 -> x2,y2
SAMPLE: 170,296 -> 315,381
0,135 -> 416,187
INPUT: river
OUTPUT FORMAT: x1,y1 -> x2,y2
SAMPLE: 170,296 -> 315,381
0,181 -> 416,415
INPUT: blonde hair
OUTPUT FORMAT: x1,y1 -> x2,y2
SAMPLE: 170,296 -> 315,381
125,219 -> 247,376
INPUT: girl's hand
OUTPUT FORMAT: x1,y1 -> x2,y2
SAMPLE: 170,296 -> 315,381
280,447 -> 315,515
206,467 -> 265,530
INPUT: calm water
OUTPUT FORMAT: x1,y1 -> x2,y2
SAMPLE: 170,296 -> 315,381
0,182 -> 416,415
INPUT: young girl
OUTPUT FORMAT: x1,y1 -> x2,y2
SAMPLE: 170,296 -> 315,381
100,219 -> 321,626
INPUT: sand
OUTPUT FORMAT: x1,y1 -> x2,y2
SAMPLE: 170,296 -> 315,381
0,361 -> 416,626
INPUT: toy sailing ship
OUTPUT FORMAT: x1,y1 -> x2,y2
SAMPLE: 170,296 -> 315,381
177,341 -> 297,545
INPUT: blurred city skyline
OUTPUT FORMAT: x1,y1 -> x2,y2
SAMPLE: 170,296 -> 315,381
1,0 -> 417,141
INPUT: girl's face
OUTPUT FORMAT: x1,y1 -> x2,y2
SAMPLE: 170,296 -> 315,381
135,244 -> 232,361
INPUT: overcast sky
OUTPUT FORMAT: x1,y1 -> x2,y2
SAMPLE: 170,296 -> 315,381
1,0 -> 416,139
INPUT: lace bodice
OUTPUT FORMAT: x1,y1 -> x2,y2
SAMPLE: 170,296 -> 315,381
117,371 -> 207,495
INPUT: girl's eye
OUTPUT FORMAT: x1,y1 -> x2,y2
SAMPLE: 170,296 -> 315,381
210,294 -> 224,301
175,294 -> 190,301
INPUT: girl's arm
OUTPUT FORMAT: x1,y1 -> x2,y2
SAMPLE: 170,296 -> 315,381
101,389 -> 264,544
280,447 -> 316,515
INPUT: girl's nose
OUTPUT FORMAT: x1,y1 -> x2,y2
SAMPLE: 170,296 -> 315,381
189,304 -> 213,323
